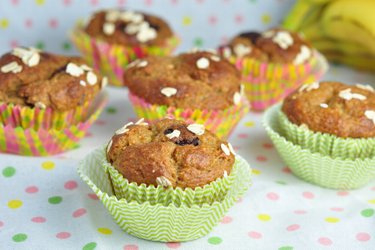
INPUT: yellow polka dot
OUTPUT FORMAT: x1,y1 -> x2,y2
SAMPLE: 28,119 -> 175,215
244,121 -> 255,127
35,0 -> 45,5
41,161 -> 55,170
257,214 -> 271,221
8,199 -> 23,209
252,169 -> 261,175
182,16 -> 192,26
98,227 -> 112,235
0,19 -> 9,29
368,199 -> 375,204
261,14 -> 271,24
325,217 -> 340,223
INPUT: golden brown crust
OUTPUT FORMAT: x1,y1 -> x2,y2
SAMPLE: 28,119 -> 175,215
221,28 -> 313,64
282,81 -> 375,138
85,9 -> 174,46
123,51 -> 242,110
0,48 -> 105,111
106,119 -> 235,189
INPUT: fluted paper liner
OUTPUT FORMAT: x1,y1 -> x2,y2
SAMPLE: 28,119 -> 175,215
222,50 -> 328,111
0,92 -> 107,156
102,148 -> 239,207
129,92 -> 249,139
70,26 -> 180,87
277,105 -> 375,160
263,104 -> 375,190
78,147 -> 252,242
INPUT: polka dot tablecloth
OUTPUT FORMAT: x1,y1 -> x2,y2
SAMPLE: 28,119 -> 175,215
1,1 -> 375,250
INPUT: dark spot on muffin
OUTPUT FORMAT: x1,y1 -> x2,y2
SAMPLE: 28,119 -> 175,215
164,128 -> 174,134
239,31 -> 261,43
175,137 -> 200,146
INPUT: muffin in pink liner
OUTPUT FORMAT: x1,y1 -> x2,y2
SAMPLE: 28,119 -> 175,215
71,9 -> 179,87
124,50 -> 249,139
218,28 -> 328,111
0,47 -> 108,155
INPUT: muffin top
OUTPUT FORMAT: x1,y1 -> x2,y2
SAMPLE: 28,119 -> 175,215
124,51 -> 243,110
221,28 -> 313,64
0,47 -> 106,111
282,81 -> 375,138
106,118 -> 235,189
85,9 -> 174,46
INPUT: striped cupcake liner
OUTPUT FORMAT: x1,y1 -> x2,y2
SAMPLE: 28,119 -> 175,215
277,105 -> 375,160
263,104 -> 375,190
70,26 -> 180,87
129,92 -> 249,139
101,147 -> 240,207
78,147 -> 252,242
223,51 -> 328,111
0,92 -> 107,156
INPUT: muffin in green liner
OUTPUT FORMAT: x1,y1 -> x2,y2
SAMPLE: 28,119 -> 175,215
263,104 -> 375,189
278,107 -> 375,160
78,147 -> 252,242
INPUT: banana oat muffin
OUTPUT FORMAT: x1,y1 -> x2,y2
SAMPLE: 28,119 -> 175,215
123,51 -> 243,110
85,9 -> 174,46
221,28 -> 313,64
282,81 -> 375,138
0,47 -> 107,111
106,118 -> 236,189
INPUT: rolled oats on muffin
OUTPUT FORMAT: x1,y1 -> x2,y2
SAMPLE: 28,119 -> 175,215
219,28 -> 327,111
124,50 -> 249,138
71,9 -> 179,86
106,118 -> 235,189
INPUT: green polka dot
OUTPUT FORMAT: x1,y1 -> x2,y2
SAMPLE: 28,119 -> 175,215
12,233 -> 27,242
208,236 -> 222,245
62,41 -> 71,51
82,242 -> 97,250
275,180 -> 287,185
106,107 -> 117,114
48,196 -> 62,204
2,166 -> 16,177
361,208 -> 374,217
35,41 -> 45,50
279,246 -> 293,250
193,37 -> 203,47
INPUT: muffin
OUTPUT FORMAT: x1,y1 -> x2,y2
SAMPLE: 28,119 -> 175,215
0,47 -> 107,155
124,50 -> 249,138
263,81 -> 375,189
78,118 -> 252,241
219,28 -> 328,111
71,9 -> 179,86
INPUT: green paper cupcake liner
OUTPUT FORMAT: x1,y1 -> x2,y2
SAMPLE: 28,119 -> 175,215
102,148 -> 239,207
78,147 -> 252,242
277,104 -> 375,160
263,104 -> 375,190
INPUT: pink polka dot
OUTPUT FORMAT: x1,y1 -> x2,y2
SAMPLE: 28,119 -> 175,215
64,180 -> 78,190
235,14 -> 244,24
302,191 -> 315,199
90,0 -> 99,6
166,242 -> 181,249
220,36 -> 228,44
117,0 -> 126,5
263,143 -> 273,149
256,155 -> 267,162
266,192 -> 279,201
49,18 -> 58,28
31,217 -> 46,223
208,15 -> 217,25
63,0 -> 72,6
318,237 -> 333,246
95,120 -> 106,125
145,0 -> 153,6
0,221 -> 4,227
85,131 -> 93,137
221,216 -> 233,224
356,232 -> 371,242
337,191 -> 349,196
88,193 -> 99,200
248,231 -> 262,239
25,19 -> 33,28
124,245 -> 139,250
11,0 -> 19,5
25,186 -> 39,194
238,133 -> 248,139
294,210 -> 307,215
286,224 -> 300,231
371,186 -> 375,191
170,0 -> 178,4
282,167 -> 292,174
72,208 -> 87,218
56,232 -> 71,239
10,40 -> 19,48
330,207 -> 344,212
